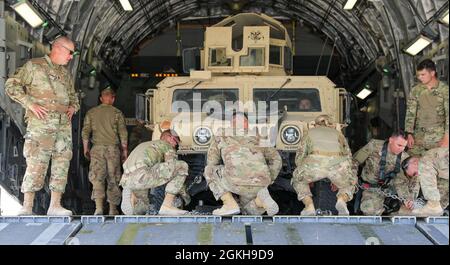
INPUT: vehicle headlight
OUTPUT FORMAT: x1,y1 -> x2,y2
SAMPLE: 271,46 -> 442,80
194,127 -> 212,145
281,126 -> 301,145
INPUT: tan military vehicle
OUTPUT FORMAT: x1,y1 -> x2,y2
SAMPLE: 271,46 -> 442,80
138,13 -> 350,212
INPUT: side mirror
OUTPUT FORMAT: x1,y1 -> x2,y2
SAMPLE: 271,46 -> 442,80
135,93 -> 147,122
135,90 -> 154,123
182,47 -> 201,74
344,92 -> 352,125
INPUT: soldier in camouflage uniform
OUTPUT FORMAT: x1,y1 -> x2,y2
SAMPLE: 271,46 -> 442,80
405,59 -> 449,157
5,36 -> 79,216
120,130 -> 188,215
204,112 -> 282,216
353,131 -> 419,215
402,147 -> 449,216
292,115 -> 357,216
82,86 -> 128,215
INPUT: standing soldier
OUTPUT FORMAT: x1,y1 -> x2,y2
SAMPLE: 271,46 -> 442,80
292,115 -> 357,216
353,131 -> 419,215
5,36 -> 79,216
204,112 -> 282,216
82,86 -> 128,215
120,130 -> 189,215
402,147 -> 449,216
405,59 -> 449,156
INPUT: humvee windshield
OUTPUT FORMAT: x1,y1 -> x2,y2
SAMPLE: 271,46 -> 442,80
253,88 -> 321,112
172,89 -> 239,112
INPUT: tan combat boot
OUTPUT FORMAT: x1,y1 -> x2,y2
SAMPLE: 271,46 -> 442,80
242,200 -> 266,215
47,191 -> 72,216
18,192 -> 35,216
255,188 -> 279,216
94,198 -> 104,215
120,188 -> 132,215
212,192 -> 240,216
159,193 -> 188,215
109,202 -> 119,215
300,196 -> 316,216
335,194 -> 350,215
412,201 -> 443,217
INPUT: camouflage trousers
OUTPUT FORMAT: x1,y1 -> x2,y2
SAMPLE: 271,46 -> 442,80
360,189 -> 387,215
130,189 -> 150,215
120,161 -> 188,214
88,145 -> 122,205
408,127 -> 445,156
292,159 -> 357,201
204,165 -> 269,215
22,114 -> 72,193
128,185 -> 191,215
420,173 -> 449,209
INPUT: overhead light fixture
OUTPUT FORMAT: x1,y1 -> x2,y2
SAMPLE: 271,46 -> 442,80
11,0 -> 45,28
343,0 -> 358,10
439,9 -> 449,25
403,35 -> 433,56
119,0 -> 133,11
356,88 -> 373,100
403,25 -> 439,56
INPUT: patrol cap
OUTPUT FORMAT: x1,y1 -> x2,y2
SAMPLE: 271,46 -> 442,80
160,129 -> 181,144
101,86 -> 115,96
401,156 -> 419,176
315,114 -> 333,125
401,157 -> 412,175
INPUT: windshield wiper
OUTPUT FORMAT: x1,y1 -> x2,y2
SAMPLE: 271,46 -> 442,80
264,78 -> 292,102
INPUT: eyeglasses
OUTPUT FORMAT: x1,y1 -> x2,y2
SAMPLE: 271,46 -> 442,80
58,43 -> 78,55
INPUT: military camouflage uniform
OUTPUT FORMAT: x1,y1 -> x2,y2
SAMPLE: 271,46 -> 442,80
418,147 -> 449,208
120,140 -> 188,214
292,126 -> 357,202
82,103 -> 128,205
353,139 -> 418,215
5,55 -> 79,193
405,81 -> 449,156
204,129 -> 282,215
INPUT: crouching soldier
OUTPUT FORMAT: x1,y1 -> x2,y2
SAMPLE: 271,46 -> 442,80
402,147 -> 449,216
120,130 -> 189,215
353,131 -> 419,215
204,112 -> 282,216
292,115 -> 357,216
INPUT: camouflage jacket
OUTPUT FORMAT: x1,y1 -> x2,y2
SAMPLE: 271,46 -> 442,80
405,81 -> 449,135
82,104 -> 128,146
206,130 -> 282,184
419,147 -> 449,181
295,126 -> 352,168
122,140 -> 176,174
353,139 -> 417,199
5,55 -> 79,121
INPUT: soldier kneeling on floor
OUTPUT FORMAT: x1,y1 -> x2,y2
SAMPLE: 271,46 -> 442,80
292,115 -> 357,216
204,112 -> 282,216
402,147 -> 449,216
120,130 -> 189,215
